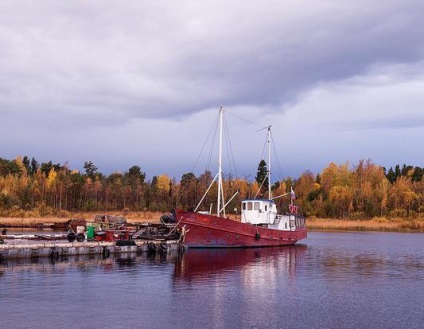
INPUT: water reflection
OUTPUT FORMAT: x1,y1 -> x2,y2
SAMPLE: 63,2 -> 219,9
0,251 -> 179,275
170,245 -> 308,329
305,232 -> 424,281
0,245 -> 308,279
2,233 -> 423,282
174,245 -> 307,281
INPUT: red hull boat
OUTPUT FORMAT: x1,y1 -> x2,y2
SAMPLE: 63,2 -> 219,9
176,209 -> 307,248
175,107 -> 307,248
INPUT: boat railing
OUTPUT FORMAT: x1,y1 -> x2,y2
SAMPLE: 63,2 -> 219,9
274,214 -> 282,225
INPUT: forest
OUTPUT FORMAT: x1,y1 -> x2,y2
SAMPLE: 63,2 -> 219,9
0,156 -> 423,220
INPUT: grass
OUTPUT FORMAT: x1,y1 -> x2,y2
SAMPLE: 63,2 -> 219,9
0,211 -> 164,228
307,217 -> 424,233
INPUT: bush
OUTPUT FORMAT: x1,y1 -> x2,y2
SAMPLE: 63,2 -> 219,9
348,212 -> 368,220
372,216 -> 389,223
34,202 -> 54,217
83,200 -> 98,212
388,208 -> 407,218
399,220 -> 423,231
55,209 -> 71,218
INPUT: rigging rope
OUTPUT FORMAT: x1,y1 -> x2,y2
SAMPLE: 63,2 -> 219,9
191,114 -> 219,174
190,108 -> 285,184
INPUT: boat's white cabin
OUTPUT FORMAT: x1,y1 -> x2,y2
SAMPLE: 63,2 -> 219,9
241,199 -> 306,231
241,199 -> 278,225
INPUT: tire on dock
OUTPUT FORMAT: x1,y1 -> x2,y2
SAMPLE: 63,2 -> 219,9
76,233 -> 85,242
67,232 -> 76,242
116,240 -> 136,246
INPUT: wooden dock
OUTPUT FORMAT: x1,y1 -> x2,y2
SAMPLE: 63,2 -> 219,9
0,240 -> 183,261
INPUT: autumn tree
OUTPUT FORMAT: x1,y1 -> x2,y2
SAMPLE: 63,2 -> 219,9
125,165 -> 146,209
320,162 -> 354,217
150,174 -> 172,211
0,154 -> 422,219
0,158 -> 21,176
295,171 -> 319,216
271,180 -> 289,213
351,160 -> 387,217
388,177 -> 419,217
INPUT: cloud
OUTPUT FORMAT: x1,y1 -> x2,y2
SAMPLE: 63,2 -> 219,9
291,62 -> 424,131
279,61 -> 424,175
2,1 -> 424,120
1,1 -> 424,179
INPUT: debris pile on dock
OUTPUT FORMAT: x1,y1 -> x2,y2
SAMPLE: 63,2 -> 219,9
1,214 -> 185,261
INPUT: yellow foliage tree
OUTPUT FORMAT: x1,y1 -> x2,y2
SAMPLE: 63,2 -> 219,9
329,185 -> 354,217
156,175 -> 171,191
46,168 -> 57,189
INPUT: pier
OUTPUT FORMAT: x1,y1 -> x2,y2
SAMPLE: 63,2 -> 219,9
0,239 -> 183,261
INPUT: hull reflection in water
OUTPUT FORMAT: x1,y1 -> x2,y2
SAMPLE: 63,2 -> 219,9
174,245 -> 307,281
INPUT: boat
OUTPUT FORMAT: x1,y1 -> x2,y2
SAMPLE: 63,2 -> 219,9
175,107 -> 307,248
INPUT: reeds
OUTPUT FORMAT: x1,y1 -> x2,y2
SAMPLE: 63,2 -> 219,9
307,217 -> 424,233
0,211 -> 166,227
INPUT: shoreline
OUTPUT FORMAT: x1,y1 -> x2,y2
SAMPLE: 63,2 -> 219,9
307,218 -> 424,233
0,211 -> 163,228
1,212 -> 424,233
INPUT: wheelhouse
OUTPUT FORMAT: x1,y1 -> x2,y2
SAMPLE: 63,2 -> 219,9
241,199 -> 278,225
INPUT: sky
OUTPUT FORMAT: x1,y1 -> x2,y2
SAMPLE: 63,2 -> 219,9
1,0 -> 423,182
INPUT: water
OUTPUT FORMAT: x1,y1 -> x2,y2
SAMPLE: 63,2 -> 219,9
1,231 -> 424,329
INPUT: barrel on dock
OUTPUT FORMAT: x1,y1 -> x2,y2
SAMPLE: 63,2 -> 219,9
86,226 -> 95,240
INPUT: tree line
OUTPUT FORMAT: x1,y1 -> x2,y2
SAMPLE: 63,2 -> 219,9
0,156 -> 423,219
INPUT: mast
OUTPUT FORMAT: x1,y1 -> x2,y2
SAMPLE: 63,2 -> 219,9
217,106 -> 224,216
267,126 -> 272,200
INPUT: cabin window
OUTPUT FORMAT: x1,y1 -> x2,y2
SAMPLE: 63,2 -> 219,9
254,202 -> 260,210
242,203 -> 246,211
247,202 -> 253,210
265,205 -> 268,211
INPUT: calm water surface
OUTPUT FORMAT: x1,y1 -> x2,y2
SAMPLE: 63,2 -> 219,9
1,231 -> 423,329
